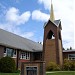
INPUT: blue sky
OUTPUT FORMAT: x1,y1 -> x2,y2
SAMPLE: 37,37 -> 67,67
0,0 -> 74,49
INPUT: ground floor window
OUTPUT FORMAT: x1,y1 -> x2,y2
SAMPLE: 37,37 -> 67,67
20,51 -> 30,60
68,54 -> 75,60
26,66 -> 37,75
6,48 -> 13,57
4,47 -> 16,58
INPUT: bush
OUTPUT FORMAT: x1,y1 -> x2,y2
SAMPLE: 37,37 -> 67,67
0,57 -> 16,73
63,59 -> 75,71
46,62 -> 60,71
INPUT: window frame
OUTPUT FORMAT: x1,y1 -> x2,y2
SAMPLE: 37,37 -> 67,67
20,51 -> 30,60
68,54 -> 75,60
4,47 -> 17,58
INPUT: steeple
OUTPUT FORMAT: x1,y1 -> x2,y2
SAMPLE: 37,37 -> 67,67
50,0 -> 55,22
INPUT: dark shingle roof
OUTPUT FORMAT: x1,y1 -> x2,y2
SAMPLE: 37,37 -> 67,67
0,28 -> 42,52
63,50 -> 75,52
44,19 -> 62,29
54,20 -> 61,26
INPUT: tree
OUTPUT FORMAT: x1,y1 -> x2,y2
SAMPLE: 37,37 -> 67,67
70,47 -> 72,50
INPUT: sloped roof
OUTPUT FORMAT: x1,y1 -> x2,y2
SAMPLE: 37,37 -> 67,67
44,19 -> 62,29
63,50 -> 75,52
0,28 -> 42,52
54,20 -> 60,26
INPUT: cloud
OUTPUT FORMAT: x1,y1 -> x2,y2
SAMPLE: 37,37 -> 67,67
6,7 -> 31,25
0,6 -> 34,40
32,10 -> 49,22
21,32 -> 34,39
38,0 -> 50,10
37,0 -> 74,49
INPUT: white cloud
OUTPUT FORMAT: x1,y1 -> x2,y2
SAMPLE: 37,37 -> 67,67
0,7 -> 33,40
38,0 -> 74,49
38,0 -> 50,10
74,0 -> 75,48
6,7 -> 31,25
21,32 -> 34,39
0,23 -> 34,40
32,10 -> 49,22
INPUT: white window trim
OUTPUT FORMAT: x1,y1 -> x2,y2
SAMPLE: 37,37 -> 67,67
20,52 -> 30,60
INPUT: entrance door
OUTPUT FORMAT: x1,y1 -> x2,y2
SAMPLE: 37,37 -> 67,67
26,67 -> 37,75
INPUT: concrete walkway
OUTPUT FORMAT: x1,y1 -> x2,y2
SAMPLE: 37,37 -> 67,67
46,71 -> 75,73
46,72 -> 56,73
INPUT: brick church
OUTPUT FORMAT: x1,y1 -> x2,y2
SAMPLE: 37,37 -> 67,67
0,1 -> 75,75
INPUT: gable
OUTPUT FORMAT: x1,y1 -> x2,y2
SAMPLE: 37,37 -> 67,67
44,19 -> 62,30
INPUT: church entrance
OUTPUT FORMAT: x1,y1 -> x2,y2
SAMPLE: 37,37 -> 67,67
26,66 -> 37,75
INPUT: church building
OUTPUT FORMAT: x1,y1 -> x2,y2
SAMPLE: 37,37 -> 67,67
0,1 -> 75,75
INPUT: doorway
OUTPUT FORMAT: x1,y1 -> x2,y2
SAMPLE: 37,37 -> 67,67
26,66 -> 37,75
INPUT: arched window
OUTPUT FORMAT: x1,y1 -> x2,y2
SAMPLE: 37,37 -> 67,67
47,30 -> 55,39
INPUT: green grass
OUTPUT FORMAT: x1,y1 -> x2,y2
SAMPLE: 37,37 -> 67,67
0,71 -> 75,75
46,71 -> 75,75
0,73 -> 19,75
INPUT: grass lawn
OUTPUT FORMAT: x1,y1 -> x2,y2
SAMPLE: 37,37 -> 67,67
46,71 -> 75,75
0,71 -> 75,75
0,73 -> 19,75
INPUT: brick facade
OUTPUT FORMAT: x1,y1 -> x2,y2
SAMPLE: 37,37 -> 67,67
44,39 -> 57,66
21,61 -> 45,75
43,20 -> 63,67
0,46 -> 4,59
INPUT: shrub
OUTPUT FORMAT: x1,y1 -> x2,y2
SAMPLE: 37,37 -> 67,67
46,62 -> 60,71
0,57 -> 16,73
70,61 -> 75,71
63,59 -> 75,71
63,59 -> 71,70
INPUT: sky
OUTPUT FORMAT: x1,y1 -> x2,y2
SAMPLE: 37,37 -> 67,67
0,0 -> 74,49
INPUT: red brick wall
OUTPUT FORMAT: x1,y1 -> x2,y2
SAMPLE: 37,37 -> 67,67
44,39 -> 57,66
0,46 -> 4,59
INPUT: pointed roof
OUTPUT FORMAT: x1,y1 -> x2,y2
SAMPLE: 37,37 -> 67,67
44,19 -> 62,30
50,0 -> 55,22
44,0 -> 62,30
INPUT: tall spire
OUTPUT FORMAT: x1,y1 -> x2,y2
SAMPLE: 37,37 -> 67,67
50,0 -> 55,22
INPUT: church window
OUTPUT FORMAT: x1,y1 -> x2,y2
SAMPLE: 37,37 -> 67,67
68,54 -> 75,60
6,48 -> 13,57
4,47 -> 16,58
20,51 -> 30,60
